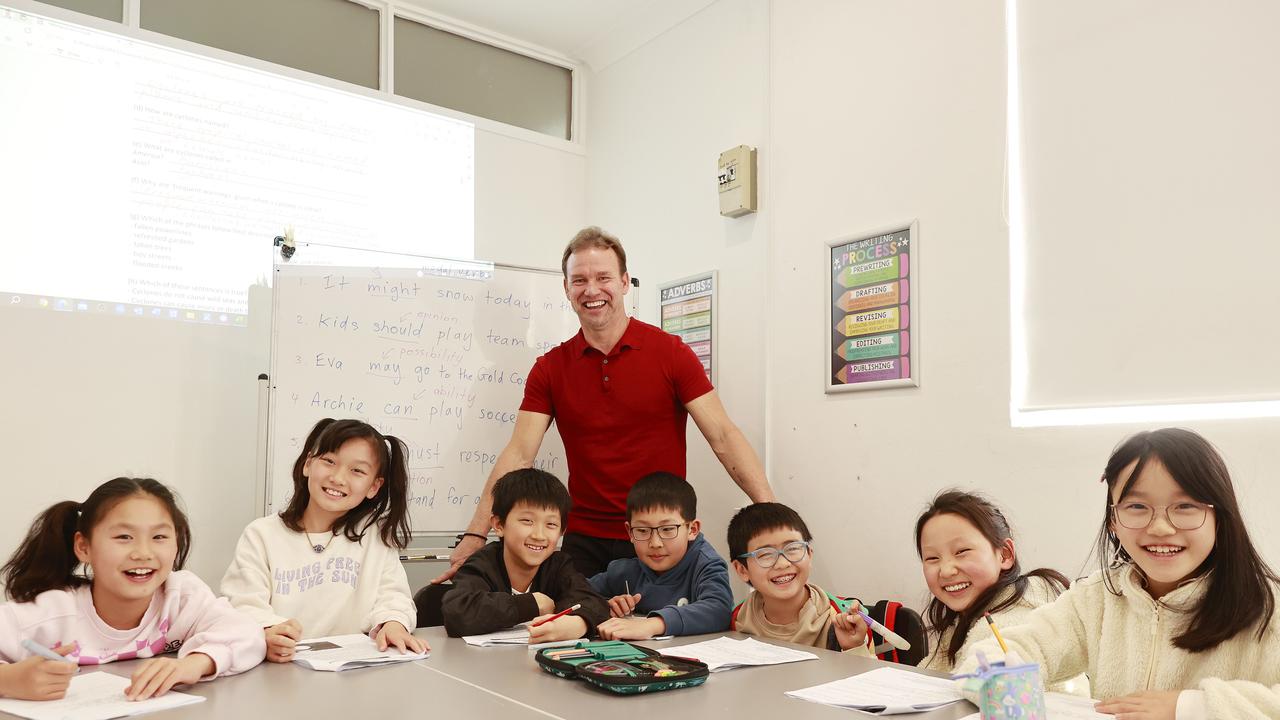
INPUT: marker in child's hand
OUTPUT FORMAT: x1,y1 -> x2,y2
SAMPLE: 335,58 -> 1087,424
984,613 -> 1010,654
21,639 -> 78,672
855,610 -> 912,651
531,603 -> 582,628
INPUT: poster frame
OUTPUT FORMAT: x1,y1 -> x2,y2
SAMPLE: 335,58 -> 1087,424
825,220 -> 919,394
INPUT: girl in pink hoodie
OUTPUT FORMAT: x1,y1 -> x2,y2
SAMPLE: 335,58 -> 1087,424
0,477 -> 264,702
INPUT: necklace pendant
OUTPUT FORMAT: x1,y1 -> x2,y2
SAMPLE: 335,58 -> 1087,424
312,544 -> 325,554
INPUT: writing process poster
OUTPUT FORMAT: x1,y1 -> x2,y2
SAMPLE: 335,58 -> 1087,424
659,272 -> 716,384
827,222 -> 917,392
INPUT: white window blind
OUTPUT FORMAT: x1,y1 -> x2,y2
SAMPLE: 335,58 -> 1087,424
1014,0 -> 1280,415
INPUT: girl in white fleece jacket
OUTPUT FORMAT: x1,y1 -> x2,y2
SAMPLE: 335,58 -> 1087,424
914,490 -> 1071,675
0,478 -> 264,702
962,428 -> 1280,720
221,418 -> 426,663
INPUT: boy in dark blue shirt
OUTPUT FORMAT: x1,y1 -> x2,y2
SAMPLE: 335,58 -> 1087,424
589,473 -> 733,638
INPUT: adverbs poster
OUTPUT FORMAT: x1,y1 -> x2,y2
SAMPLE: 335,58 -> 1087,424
659,272 -> 716,384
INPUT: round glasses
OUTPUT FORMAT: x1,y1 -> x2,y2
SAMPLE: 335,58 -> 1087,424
1110,501 -> 1214,531
629,523 -> 686,542
736,540 -> 811,568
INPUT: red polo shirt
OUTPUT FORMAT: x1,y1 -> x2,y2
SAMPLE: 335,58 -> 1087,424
519,317 -> 714,540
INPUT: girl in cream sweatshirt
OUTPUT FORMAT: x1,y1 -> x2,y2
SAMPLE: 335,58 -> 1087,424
961,429 -> 1280,720
222,419 -> 424,663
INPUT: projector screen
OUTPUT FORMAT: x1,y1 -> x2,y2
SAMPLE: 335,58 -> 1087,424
0,4 -> 474,325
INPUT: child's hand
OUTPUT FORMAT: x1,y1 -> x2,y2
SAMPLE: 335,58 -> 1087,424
596,616 -> 665,640
607,593 -> 643,618
375,621 -> 428,654
264,619 -> 302,663
832,607 -> 868,651
527,614 -> 588,644
532,592 -> 556,616
0,645 -> 76,700
1094,690 -> 1179,720
126,653 -> 213,700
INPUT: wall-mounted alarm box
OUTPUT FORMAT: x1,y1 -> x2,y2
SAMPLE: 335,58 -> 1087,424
717,145 -> 757,218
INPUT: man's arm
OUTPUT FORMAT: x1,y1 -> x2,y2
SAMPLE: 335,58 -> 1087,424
430,410 -> 553,584
685,390 -> 774,503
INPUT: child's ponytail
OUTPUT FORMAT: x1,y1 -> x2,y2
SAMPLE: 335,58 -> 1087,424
1,501 -> 85,602
379,434 -> 412,550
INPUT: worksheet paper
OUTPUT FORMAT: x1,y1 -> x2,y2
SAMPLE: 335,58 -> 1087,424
658,636 -> 819,672
0,671 -> 203,720
292,633 -> 429,671
785,666 -> 964,715
461,627 -> 530,647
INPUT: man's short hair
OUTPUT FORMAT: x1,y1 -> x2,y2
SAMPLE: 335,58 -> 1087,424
491,468 -> 571,523
626,472 -> 697,522
727,502 -> 813,561
562,226 -> 628,277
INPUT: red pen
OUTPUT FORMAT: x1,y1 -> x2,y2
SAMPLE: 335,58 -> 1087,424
531,603 -> 582,627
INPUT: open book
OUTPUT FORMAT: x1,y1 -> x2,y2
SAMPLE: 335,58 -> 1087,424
292,633 -> 429,671
0,671 -> 203,720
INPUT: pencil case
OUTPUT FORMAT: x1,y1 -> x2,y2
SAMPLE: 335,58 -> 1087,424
955,660 -> 1046,720
534,640 -> 709,695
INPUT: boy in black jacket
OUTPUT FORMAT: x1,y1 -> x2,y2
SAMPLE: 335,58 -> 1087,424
442,468 -> 608,641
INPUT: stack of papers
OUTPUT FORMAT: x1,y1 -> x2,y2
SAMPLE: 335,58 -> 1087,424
658,636 -> 819,672
461,627 -> 530,647
0,671 -> 204,720
292,633 -> 429,671
785,666 -> 964,715
957,692 -> 1113,720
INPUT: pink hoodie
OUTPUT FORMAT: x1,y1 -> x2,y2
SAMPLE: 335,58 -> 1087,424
0,570 -> 264,677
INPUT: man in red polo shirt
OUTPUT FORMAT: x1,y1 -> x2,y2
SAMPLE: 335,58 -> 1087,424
434,227 -> 775,580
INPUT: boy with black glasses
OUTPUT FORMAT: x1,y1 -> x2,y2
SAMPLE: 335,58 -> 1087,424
588,473 -> 733,639
728,502 -> 871,652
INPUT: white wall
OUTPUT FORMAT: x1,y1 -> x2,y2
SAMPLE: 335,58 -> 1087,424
583,0 -> 771,577
585,0 -> 1280,613
767,0 -> 1280,608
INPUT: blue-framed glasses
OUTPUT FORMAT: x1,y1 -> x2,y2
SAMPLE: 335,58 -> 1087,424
736,540 -> 811,568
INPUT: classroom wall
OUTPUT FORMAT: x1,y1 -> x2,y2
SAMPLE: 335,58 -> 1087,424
767,0 -> 1280,607
583,0 -> 771,577
586,0 -> 1280,611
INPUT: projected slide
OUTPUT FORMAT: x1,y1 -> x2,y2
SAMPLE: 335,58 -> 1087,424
0,5 -> 474,323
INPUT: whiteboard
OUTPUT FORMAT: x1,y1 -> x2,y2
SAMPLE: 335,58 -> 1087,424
267,260 -> 581,536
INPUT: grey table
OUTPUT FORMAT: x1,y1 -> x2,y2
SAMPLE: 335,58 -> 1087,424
0,648 -> 547,720
2,629 -> 978,719
416,627 -> 978,719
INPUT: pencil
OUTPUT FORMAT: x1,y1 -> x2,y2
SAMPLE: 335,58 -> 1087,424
531,603 -> 582,628
984,612 -> 1010,654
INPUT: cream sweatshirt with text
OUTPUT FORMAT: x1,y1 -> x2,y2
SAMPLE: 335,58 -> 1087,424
220,515 -> 415,637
